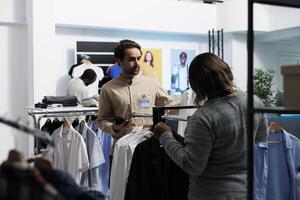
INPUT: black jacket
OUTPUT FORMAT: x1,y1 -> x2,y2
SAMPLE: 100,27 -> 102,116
124,134 -> 189,200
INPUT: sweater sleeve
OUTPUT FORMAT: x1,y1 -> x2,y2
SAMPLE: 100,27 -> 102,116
159,115 -> 213,176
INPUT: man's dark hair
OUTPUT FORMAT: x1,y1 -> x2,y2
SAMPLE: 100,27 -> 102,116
189,52 -> 235,105
114,39 -> 142,60
180,51 -> 187,59
81,69 -> 97,85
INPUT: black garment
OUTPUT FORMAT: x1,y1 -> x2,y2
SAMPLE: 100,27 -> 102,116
124,134 -> 189,200
39,119 -> 53,149
51,118 -> 64,133
42,96 -> 78,107
72,118 -> 80,128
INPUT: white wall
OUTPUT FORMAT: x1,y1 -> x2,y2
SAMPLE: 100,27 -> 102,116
27,0 -> 56,103
0,23 -> 31,162
231,33 -> 248,91
54,0 -> 216,35
0,0 -> 26,24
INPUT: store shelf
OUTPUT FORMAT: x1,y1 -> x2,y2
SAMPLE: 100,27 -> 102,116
253,0 -> 300,8
254,107 -> 300,114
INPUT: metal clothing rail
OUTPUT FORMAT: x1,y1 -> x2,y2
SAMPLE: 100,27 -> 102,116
132,112 -> 153,118
152,106 -> 198,126
0,116 -> 54,147
161,114 -> 189,122
27,106 -> 98,154
28,107 -> 98,129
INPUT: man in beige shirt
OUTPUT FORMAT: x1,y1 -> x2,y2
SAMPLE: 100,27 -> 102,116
98,39 -> 172,154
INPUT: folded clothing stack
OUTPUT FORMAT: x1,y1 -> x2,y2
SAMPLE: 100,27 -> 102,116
42,96 -> 78,107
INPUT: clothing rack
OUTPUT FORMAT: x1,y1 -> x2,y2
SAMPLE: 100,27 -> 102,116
152,105 -> 198,126
0,115 -> 54,147
132,112 -> 153,118
28,106 -> 98,129
27,106 -> 98,154
161,114 -> 189,121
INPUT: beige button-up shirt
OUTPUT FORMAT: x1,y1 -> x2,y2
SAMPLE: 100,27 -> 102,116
98,74 -> 172,153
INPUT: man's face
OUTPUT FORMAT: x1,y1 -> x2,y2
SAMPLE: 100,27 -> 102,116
180,54 -> 187,65
119,48 -> 141,76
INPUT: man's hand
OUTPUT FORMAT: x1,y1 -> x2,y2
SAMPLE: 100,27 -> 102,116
112,119 -> 133,133
153,122 -> 172,139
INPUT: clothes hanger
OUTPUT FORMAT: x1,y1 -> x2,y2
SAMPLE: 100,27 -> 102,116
269,122 -> 282,133
62,115 -> 70,130
80,119 -> 86,126
268,122 -> 282,144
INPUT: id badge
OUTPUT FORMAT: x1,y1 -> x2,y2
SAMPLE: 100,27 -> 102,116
139,97 -> 150,108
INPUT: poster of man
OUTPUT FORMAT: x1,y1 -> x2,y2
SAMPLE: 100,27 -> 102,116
171,49 -> 196,93
140,48 -> 162,84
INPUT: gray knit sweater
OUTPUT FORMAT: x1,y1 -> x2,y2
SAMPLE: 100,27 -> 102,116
160,90 -> 268,200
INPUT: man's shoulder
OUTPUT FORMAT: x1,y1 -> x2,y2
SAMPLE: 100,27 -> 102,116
101,77 -> 120,89
138,74 -> 159,84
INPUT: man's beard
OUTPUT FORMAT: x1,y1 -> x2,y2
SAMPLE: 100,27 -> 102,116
126,66 -> 140,75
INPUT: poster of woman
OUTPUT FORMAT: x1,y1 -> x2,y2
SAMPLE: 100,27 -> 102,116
141,48 -> 162,84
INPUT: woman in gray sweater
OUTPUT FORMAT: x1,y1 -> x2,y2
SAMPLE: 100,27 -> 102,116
154,53 -> 268,200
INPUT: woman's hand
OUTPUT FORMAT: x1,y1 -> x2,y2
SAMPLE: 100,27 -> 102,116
154,122 -> 172,139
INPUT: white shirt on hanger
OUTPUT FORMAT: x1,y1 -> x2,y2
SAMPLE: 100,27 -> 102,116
110,126 -> 152,200
79,123 -> 105,190
52,125 -> 89,184
178,88 -> 197,136
72,63 -> 104,97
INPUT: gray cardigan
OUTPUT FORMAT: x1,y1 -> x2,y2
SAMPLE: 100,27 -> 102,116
160,90 -> 268,200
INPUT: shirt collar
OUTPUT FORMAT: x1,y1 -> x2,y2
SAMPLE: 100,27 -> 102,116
283,129 -> 292,149
57,124 -> 74,141
257,129 -> 292,149
117,72 -> 143,85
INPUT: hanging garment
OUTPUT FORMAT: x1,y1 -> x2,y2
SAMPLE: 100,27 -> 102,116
93,126 -> 112,197
67,78 -> 98,107
177,88 -> 197,136
110,127 -> 151,200
254,130 -> 300,200
77,123 -> 105,190
40,118 -> 53,149
124,133 -> 189,200
52,125 -> 89,184
72,63 -> 104,97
